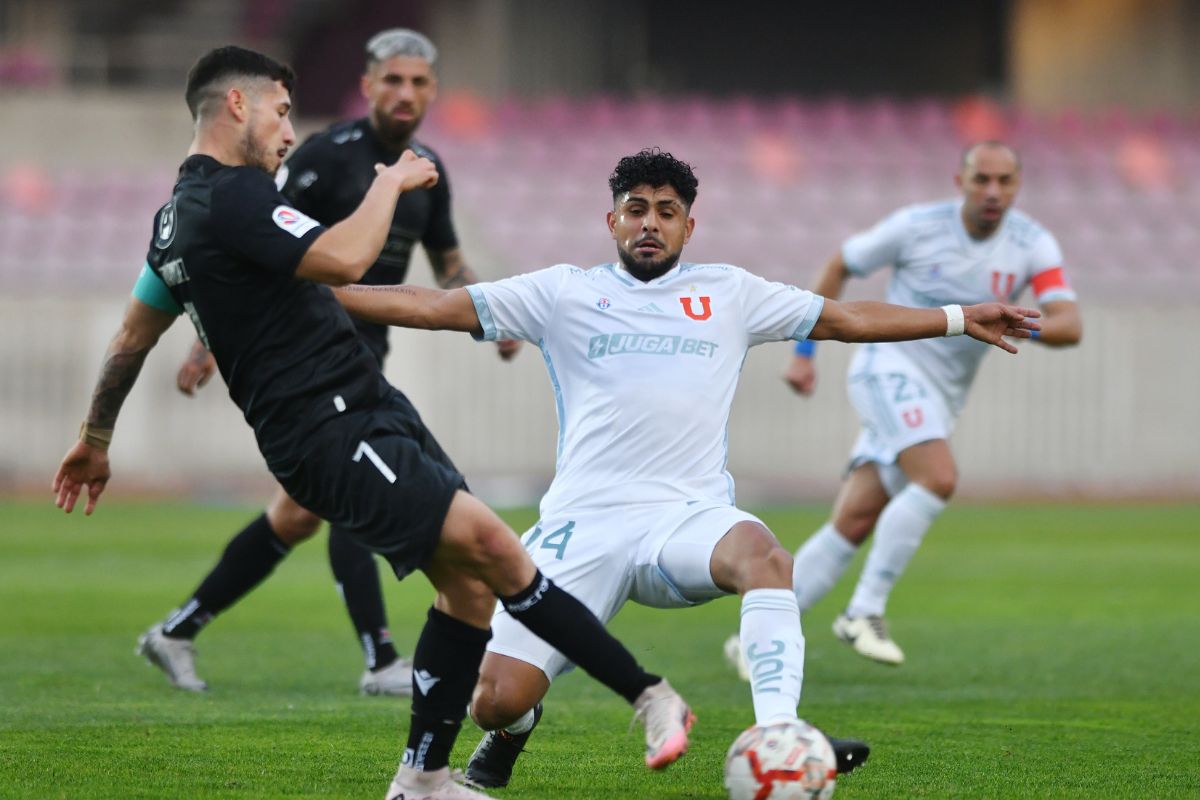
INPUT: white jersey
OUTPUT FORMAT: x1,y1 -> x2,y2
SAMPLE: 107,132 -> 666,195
467,262 -> 824,517
843,199 -> 1075,413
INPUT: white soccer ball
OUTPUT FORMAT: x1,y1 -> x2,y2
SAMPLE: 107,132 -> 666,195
724,719 -> 837,800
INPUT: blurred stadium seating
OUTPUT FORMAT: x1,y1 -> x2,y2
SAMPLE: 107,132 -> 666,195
4,96 -> 1197,300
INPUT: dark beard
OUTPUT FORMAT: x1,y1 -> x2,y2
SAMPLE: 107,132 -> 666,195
241,125 -> 276,175
617,248 -> 680,282
371,111 -> 419,152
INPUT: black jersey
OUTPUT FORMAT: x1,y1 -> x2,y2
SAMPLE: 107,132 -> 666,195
146,155 -> 386,465
279,118 -> 458,362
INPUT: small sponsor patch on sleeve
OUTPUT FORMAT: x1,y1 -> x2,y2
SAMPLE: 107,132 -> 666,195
271,205 -> 320,238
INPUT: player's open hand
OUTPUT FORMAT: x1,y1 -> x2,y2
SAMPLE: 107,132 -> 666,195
784,355 -> 817,396
52,441 -> 111,515
963,303 -> 1041,353
176,340 -> 216,396
375,150 -> 439,192
495,339 -> 522,361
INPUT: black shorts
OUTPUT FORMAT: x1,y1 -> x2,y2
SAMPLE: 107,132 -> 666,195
272,388 -> 466,578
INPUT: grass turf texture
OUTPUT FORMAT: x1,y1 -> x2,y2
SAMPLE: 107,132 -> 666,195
1,501 -> 1197,799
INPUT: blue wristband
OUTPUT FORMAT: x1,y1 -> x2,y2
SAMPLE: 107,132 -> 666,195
1029,328 -> 1040,340
794,339 -> 816,357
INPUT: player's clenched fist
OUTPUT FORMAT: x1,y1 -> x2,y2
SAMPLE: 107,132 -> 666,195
375,149 -> 439,192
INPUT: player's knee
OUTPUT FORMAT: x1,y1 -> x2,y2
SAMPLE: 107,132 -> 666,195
832,512 -> 876,544
470,677 -> 529,731
268,505 -> 322,544
919,468 -> 957,500
725,525 -> 792,592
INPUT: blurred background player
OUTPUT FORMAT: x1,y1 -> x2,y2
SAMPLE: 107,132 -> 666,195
729,141 -> 1081,669
331,147 -> 1042,788
141,28 -> 519,695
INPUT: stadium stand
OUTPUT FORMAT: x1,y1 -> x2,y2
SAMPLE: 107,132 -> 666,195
3,96 -> 1196,299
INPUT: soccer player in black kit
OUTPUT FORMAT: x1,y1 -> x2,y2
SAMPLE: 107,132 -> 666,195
144,29 -> 517,698
52,46 -> 692,800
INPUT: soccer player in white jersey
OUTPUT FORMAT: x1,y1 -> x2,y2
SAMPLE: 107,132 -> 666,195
332,148 -> 1041,788
762,141 -> 1082,668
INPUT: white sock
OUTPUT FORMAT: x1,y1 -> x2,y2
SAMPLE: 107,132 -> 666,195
740,588 -> 804,724
503,706 -> 537,735
846,483 -> 945,618
793,522 -> 859,613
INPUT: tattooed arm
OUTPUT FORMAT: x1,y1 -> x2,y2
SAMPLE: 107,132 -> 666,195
333,283 -> 482,336
53,298 -> 177,514
428,247 -> 520,360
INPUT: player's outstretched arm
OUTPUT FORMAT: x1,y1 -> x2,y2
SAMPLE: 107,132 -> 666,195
428,247 -> 521,361
333,284 -> 483,337
296,150 -> 439,286
786,253 -> 853,396
53,298 -> 177,515
809,300 -> 1041,354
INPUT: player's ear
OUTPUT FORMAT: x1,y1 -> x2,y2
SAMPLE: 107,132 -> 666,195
953,171 -> 964,191
360,71 -> 372,101
606,210 -> 617,238
226,88 -> 247,122
683,215 -> 695,244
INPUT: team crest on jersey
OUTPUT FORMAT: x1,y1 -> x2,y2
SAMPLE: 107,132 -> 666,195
272,205 -> 320,238
154,201 -> 177,249
901,407 -> 925,428
596,297 -> 611,310
991,271 -> 1016,300
679,296 -> 713,320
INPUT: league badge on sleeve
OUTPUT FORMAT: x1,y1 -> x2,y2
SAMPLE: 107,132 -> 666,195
272,205 -> 320,238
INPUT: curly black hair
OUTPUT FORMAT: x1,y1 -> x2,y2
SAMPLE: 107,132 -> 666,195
608,148 -> 699,207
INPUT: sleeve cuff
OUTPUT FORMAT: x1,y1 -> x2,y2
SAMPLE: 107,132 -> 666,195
465,285 -> 498,341
790,295 -> 825,341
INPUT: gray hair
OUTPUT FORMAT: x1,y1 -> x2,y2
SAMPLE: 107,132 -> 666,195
365,28 -> 437,66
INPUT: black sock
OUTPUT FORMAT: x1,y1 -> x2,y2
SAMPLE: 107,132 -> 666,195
328,526 -> 399,670
500,571 -> 659,704
162,513 -> 290,640
405,608 -> 491,772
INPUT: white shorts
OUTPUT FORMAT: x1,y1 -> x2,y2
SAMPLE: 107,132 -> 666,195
846,350 -> 955,493
487,500 -> 762,680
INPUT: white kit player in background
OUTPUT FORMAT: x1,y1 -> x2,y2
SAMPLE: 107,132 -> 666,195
332,148 -> 1041,788
731,141 -> 1083,670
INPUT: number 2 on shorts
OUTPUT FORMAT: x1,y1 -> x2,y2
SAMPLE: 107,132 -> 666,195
525,520 -> 574,560
353,440 -> 396,484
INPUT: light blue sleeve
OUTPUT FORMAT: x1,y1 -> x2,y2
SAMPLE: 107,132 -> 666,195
131,262 -> 183,315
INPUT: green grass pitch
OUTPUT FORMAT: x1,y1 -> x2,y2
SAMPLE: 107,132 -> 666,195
1,500 -> 1198,798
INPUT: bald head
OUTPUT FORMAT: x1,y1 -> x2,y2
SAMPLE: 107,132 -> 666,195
960,141 -> 1021,173
955,141 -> 1022,240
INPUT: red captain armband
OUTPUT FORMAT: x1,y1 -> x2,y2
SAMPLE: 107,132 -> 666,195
1031,266 -> 1070,301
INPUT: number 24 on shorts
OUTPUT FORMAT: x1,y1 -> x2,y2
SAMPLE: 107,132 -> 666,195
524,521 -> 575,560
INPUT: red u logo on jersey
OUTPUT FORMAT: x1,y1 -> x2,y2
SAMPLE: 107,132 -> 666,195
901,408 -> 924,428
679,296 -> 713,320
991,271 -> 1016,300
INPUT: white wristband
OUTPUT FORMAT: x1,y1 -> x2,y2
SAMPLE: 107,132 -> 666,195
941,304 -> 965,337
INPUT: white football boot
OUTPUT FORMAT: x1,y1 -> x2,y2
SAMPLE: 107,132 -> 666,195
633,679 -> 696,769
360,656 -> 414,696
832,614 -> 905,665
136,623 -> 208,691
722,633 -> 752,682
384,765 -> 493,800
